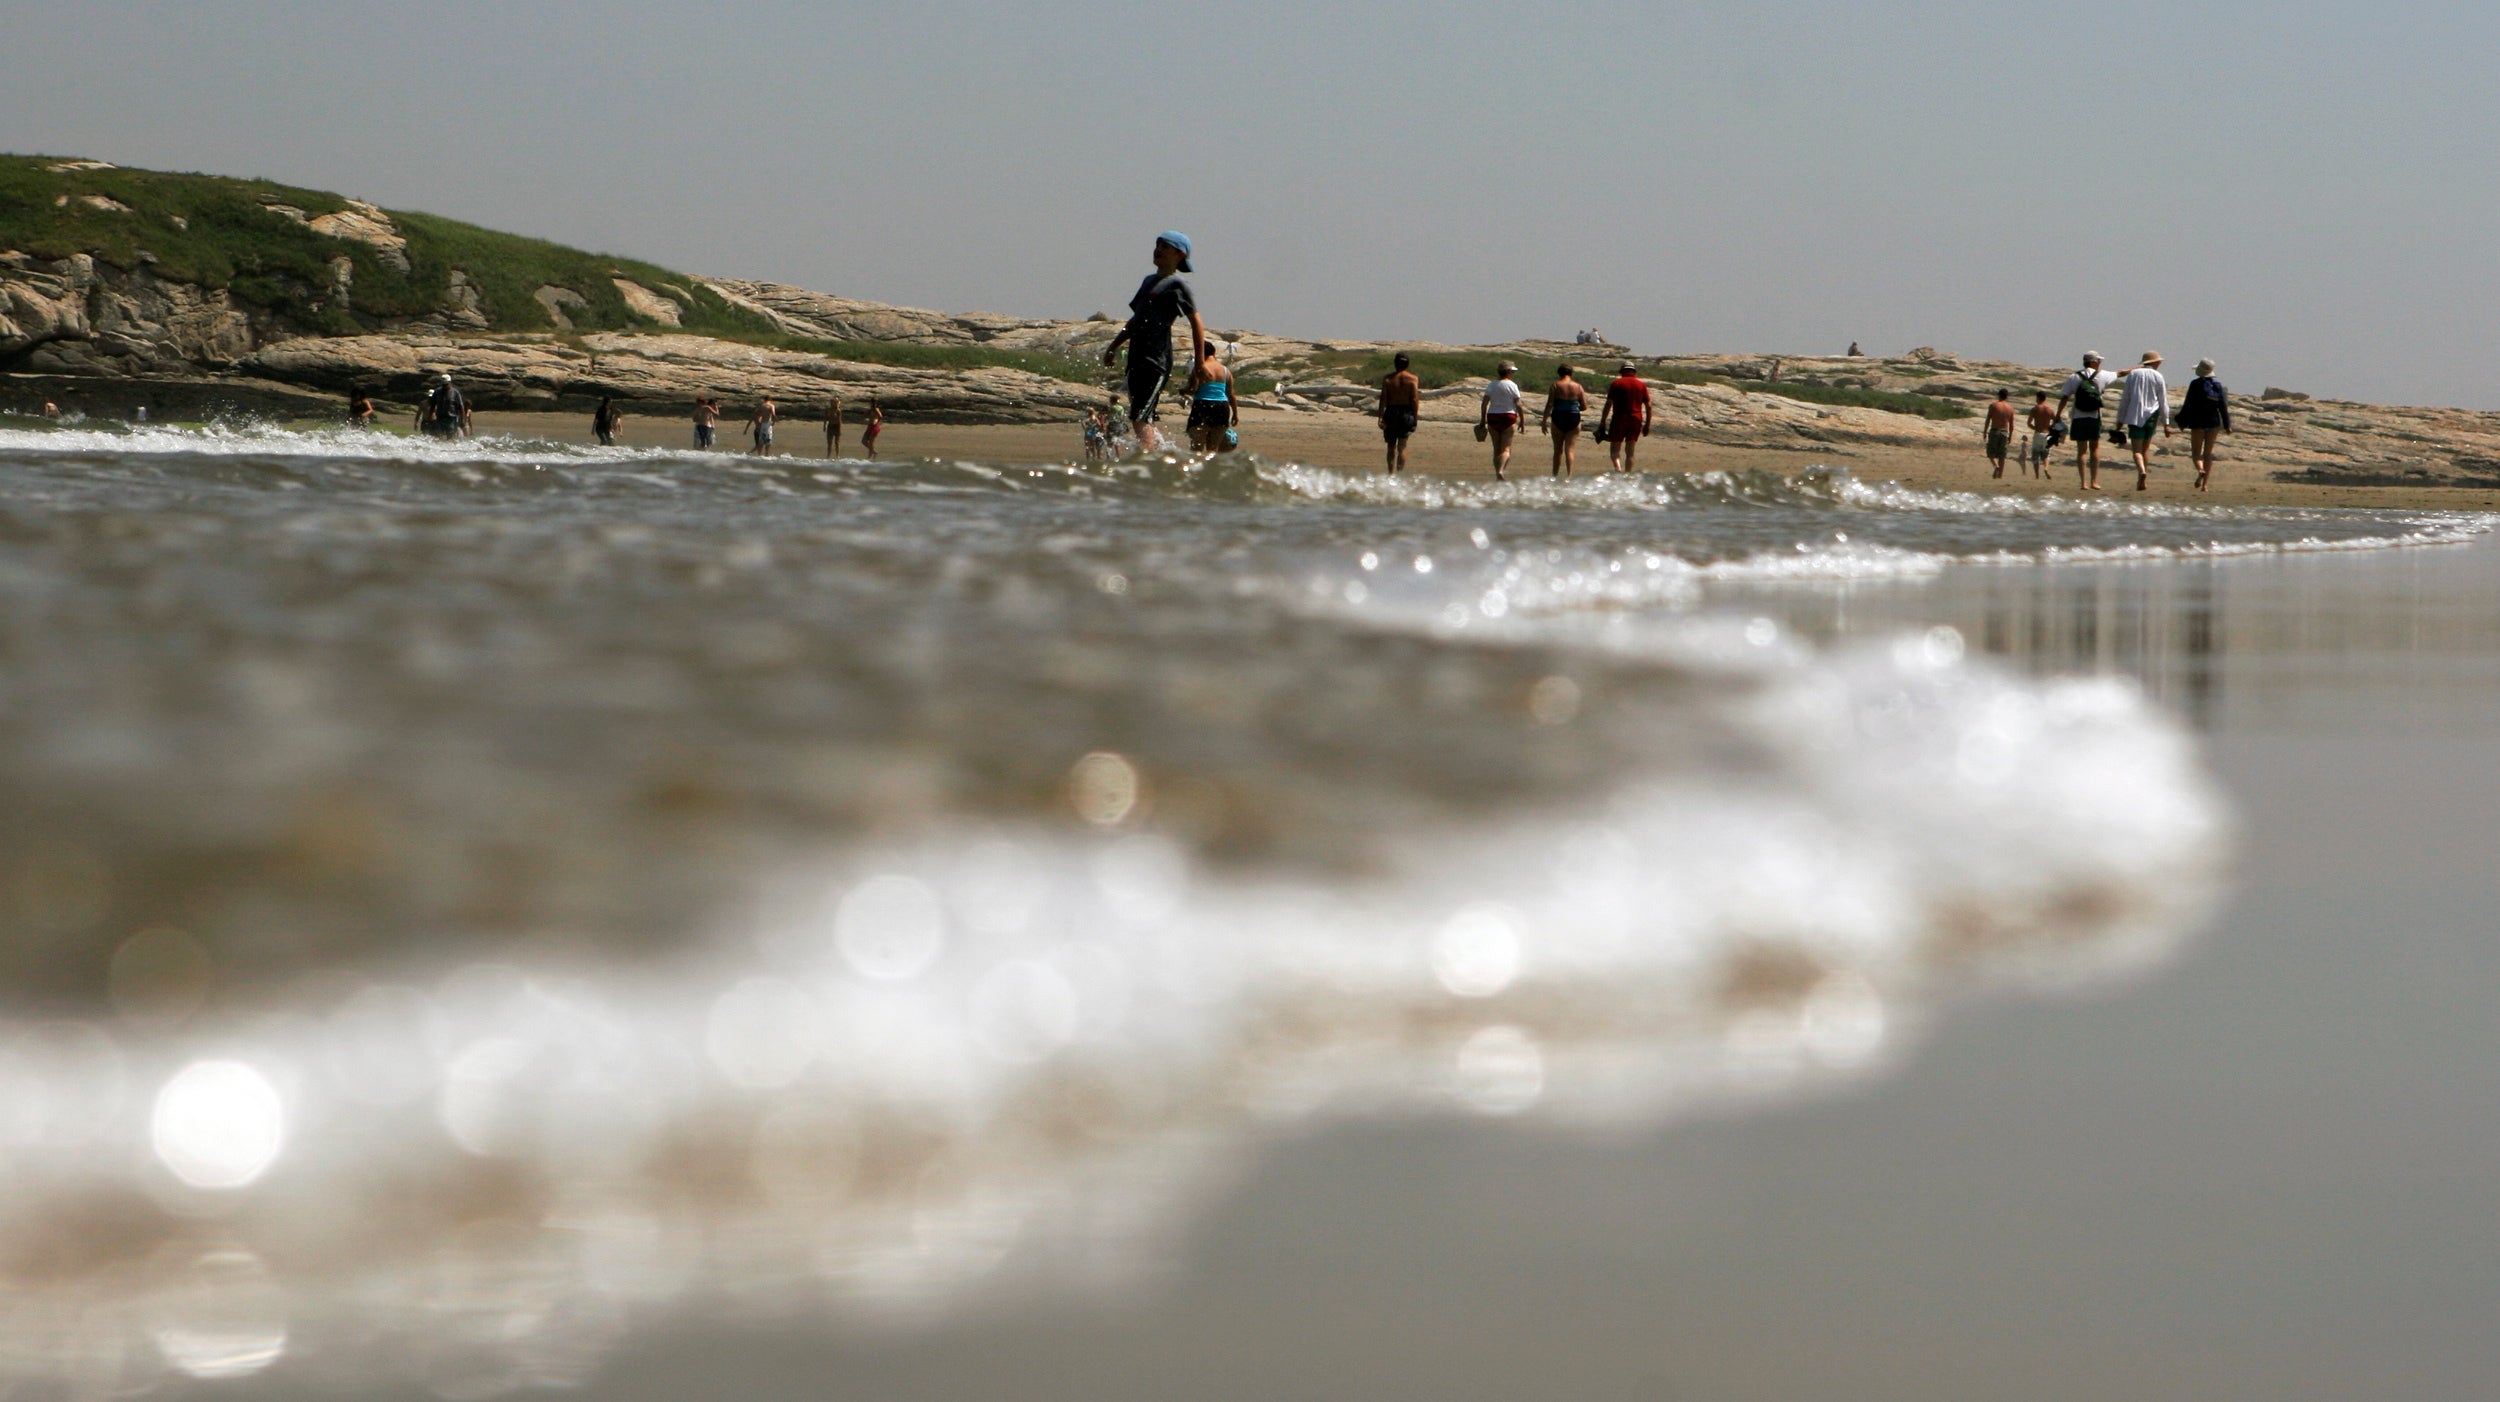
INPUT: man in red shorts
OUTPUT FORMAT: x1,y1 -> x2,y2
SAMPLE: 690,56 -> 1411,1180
1599,361 -> 1652,473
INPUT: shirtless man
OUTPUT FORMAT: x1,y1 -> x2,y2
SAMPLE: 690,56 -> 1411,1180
1378,352 -> 1421,474
824,395 -> 843,457
1985,389 -> 2018,479
1541,364 -> 1589,477
1478,361 -> 1526,482
749,396 -> 777,455
1599,362 -> 1652,473
2025,391 -> 2058,479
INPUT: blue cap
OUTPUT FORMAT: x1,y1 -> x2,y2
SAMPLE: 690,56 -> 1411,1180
1157,230 -> 1193,272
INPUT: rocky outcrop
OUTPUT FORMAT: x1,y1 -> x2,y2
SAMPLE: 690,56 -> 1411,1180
533,285 -> 589,330
307,200 -> 411,272
612,279 -> 682,327
1,252 -> 267,372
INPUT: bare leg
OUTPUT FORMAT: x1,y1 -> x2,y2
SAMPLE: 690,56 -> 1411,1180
1492,424 -> 1515,481
1618,432 -> 1641,474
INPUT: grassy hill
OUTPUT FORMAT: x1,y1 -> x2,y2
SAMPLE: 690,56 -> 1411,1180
0,154 -> 780,338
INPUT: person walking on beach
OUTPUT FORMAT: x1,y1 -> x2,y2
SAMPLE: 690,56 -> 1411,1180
2117,351 -> 2171,491
1479,361 -> 1526,482
823,396 -> 844,457
1100,231 -> 1206,455
592,395 -> 623,447
417,373 -> 465,439
1598,361 -> 1652,473
1542,363 -> 1589,477
2054,352 -> 2120,490
693,395 -> 719,450
861,396 -> 884,457
2026,390 -> 2058,479
1185,340 -> 1237,452
1379,352 -> 1421,475
2176,357 -> 2232,492
749,395 -> 778,455
1985,388 -> 2017,479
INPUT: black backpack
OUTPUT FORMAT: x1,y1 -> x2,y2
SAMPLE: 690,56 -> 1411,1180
2072,372 -> 2104,414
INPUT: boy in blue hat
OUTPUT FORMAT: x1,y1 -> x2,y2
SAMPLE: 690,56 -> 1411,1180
1101,231 -> 1207,454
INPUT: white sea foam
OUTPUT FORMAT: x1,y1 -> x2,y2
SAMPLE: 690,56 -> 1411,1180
0,624 -> 2227,1394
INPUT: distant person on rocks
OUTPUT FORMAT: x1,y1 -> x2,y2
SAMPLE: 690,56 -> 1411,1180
2054,352 -> 2120,490
1479,361 -> 1526,482
1541,363 -> 1589,477
2117,351 -> 2171,491
2025,390 -> 2058,479
1847,341 -> 1862,357
417,373 -> 465,439
1100,231 -> 1206,455
592,395 -> 623,447
1378,352 -> 1421,475
1985,388 -> 2017,478
1185,340 -> 1237,452
1598,361 -> 1652,473
349,390 -> 376,428
861,396 -> 884,457
2176,357 -> 2232,492
693,395 -> 719,450
749,395 -> 777,455
824,395 -> 843,457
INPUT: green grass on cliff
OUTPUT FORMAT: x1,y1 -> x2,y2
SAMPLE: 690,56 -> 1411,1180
0,154 -> 776,338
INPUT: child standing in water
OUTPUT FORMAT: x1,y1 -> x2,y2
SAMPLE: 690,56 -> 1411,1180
824,396 -> 843,457
861,397 -> 883,457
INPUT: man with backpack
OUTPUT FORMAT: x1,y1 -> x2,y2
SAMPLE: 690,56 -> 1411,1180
2054,352 -> 2121,491
416,373 -> 466,439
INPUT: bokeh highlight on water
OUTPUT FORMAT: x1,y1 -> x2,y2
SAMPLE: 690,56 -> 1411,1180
0,424 -> 2480,1395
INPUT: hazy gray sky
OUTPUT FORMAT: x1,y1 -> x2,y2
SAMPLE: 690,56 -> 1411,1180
6,0 -> 2495,407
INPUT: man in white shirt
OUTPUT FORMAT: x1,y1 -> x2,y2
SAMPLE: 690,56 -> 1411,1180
1479,361 -> 1527,482
2053,352 -> 2122,491
2116,351 -> 2173,491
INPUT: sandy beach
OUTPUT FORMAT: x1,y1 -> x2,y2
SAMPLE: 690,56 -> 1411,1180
456,406 -> 2500,515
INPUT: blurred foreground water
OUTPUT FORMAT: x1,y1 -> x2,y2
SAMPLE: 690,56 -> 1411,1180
0,425 -> 2483,1397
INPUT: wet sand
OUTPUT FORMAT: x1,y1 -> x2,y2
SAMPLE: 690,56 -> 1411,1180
460,407 -> 2500,514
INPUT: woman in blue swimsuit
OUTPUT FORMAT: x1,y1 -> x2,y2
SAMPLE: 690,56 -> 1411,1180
1542,364 -> 1589,478
1184,341 -> 1237,453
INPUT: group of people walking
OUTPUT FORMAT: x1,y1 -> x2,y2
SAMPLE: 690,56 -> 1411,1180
1984,351 -> 2233,492
1442,360 -> 1657,482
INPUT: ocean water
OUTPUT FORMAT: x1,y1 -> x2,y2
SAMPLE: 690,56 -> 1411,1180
0,425 -> 2483,1398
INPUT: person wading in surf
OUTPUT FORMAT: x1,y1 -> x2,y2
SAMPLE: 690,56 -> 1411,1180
592,395 -> 623,447
1542,363 -> 1589,477
416,373 -> 465,439
861,396 -> 884,457
824,395 -> 843,457
1184,340 -> 1237,453
693,396 -> 719,450
1378,352 -> 1421,475
1101,231 -> 1206,455
749,395 -> 777,456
